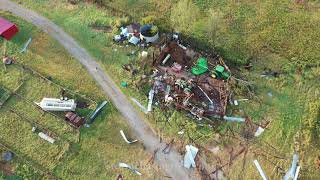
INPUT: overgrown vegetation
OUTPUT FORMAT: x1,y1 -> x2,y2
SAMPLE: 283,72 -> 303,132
0,11 -> 159,179
8,0 -> 320,179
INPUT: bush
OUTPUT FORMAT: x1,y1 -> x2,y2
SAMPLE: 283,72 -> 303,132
141,15 -> 155,25
111,17 -> 129,28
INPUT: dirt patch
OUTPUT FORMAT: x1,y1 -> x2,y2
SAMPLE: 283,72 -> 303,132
76,101 -> 89,109
316,156 -> 320,169
89,25 -> 112,33
0,161 -> 13,176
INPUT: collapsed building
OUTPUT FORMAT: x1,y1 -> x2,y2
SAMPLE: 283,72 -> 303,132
150,38 -> 231,120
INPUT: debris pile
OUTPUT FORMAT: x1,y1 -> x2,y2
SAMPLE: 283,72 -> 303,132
150,39 -> 231,120
114,23 -> 159,46
2,56 -> 13,65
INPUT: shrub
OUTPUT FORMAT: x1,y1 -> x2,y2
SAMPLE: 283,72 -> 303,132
141,15 -> 155,25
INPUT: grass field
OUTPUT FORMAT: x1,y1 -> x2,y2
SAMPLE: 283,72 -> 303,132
0,11 -> 160,179
7,0 -> 320,179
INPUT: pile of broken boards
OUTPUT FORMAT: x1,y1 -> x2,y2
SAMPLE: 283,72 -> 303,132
151,40 -> 231,120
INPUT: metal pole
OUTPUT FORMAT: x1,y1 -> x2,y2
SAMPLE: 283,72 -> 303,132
253,160 -> 268,180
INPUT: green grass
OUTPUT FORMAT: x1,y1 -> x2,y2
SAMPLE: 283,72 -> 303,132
0,86 -> 11,106
0,110 -> 68,170
0,11 -> 159,179
8,0 -> 320,179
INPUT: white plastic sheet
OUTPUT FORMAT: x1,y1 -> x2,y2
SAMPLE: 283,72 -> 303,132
183,145 -> 198,169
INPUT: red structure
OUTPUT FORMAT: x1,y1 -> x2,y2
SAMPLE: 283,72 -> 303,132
0,17 -> 19,40
65,112 -> 86,128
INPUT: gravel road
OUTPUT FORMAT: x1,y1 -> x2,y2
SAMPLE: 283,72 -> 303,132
0,0 -> 194,179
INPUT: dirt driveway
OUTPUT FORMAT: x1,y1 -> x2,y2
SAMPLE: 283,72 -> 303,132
0,0 -> 194,179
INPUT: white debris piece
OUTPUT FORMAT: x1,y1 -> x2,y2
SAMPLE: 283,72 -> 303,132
147,89 -> 155,112
253,160 -> 268,180
128,36 -> 140,45
184,145 -> 198,169
198,86 -> 213,104
178,130 -> 184,135
120,27 -> 129,38
237,99 -> 249,102
165,85 -> 171,102
38,132 -> 55,144
21,37 -> 32,53
223,116 -> 245,122
233,100 -> 239,106
254,126 -> 265,137
131,97 -> 148,114
293,166 -> 300,180
178,43 -> 187,50
283,153 -> 299,180
160,44 -> 166,50
120,130 -> 138,144
141,51 -> 148,58
118,162 -> 142,175
162,54 -> 171,65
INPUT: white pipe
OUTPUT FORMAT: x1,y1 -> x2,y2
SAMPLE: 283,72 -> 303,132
120,130 -> 138,144
131,97 -> 148,114
21,37 -> 32,53
253,160 -> 268,180
178,43 -> 187,50
197,86 -> 213,104
147,89 -> 154,112
162,54 -> 171,65
223,116 -> 245,122
283,153 -> 299,180
293,166 -> 300,180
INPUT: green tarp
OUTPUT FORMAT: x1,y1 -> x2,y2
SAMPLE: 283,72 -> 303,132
191,57 -> 208,75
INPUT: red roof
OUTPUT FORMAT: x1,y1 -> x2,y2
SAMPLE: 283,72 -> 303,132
0,17 -> 19,40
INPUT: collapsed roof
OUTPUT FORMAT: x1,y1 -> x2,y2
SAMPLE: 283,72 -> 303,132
151,40 -> 230,120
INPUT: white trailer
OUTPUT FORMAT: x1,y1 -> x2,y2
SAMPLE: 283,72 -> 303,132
36,98 -> 76,112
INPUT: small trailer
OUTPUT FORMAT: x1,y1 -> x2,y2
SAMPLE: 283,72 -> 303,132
36,98 -> 76,112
